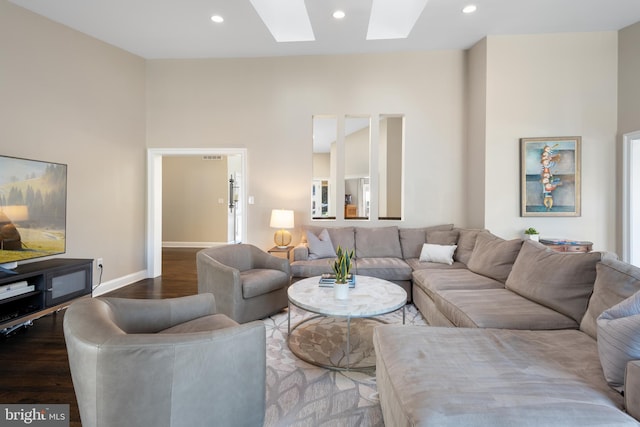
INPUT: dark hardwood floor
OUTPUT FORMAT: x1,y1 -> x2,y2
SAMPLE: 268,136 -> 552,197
0,248 -> 200,427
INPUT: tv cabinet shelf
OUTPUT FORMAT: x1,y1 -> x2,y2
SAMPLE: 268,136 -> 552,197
0,258 -> 93,332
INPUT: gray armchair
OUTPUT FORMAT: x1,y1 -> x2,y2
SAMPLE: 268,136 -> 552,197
197,243 -> 290,323
63,294 -> 265,427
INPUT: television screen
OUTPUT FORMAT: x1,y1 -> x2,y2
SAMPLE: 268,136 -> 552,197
0,155 -> 67,267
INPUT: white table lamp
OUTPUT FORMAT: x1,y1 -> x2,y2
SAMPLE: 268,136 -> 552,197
270,209 -> 294,248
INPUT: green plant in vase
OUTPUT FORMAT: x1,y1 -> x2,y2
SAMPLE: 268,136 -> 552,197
331,246 -> 354,300
524,227 -> 540,241
332,246 -> 354,283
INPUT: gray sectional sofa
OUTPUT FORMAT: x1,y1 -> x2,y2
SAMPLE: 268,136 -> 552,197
293,224 -> 640,425
377,234 -> 640,426
290,224 -> 459,301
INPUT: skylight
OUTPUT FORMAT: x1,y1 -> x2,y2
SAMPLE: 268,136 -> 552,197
249,0 -> 315,42
366,0 -> 429,40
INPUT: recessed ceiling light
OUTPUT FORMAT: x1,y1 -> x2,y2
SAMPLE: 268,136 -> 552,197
462,4 -> 477,14
333,10 -> 346,19
211,15 -> 224,23
367,0 -> 429,40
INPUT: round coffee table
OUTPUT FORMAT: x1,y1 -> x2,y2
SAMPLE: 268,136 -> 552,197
287,275 -> 407,370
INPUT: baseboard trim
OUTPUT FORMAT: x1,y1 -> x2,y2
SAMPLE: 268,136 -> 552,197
91,269 -> 148,297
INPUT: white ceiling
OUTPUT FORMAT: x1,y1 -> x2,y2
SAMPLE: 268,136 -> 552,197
9,0 -> 640,59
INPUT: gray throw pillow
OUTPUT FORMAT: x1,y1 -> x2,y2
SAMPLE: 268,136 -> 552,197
306,229 -> 337,260
597,290 -> 640,390
580,258 -> 640,339
466,232 -> 523,283
505,240 -> 602,323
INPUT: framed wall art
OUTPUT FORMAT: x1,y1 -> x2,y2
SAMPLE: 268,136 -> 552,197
520,136 -> 581,217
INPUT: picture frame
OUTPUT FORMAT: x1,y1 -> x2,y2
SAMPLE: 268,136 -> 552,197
520,136 -> 581,217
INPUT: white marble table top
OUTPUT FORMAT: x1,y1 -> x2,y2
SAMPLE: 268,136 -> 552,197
288,275 -> 407,318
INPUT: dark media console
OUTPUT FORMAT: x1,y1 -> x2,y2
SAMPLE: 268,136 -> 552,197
0,258 -> 93,333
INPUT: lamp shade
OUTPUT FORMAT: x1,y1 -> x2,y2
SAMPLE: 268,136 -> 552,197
270,209 -> 294,229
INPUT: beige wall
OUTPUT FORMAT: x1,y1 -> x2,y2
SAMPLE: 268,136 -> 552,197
618,21 -> 640,136
465,39 -> 488,229
483,33 -> 618,251
146,52 -> 468,248
0,0 -> 146,286
162,156 -> 228,244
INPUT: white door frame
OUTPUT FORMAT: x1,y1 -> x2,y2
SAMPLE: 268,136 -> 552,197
146,148 -> 248,278
622,131 -> 640,265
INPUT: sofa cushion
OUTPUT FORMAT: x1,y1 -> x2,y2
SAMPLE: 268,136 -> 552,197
407,258 -> 467,271
354,257 -> 412,281
374,326 -> 631,427
467,232 -> 523,283
412,268 -> 504,300
241,269 -> 289,298
454,228 -> 485,265
597,290 -> 640,389
399,228 -> 426,259
290,259 -> 334,278
434,288 -> 578,329
505,240 -> 602,323
426,229 -> 459,245
580,258 -> 640,339
302,226 -> 355,255
399,224 -> 453,259
306,229 -> 337,260
159,313 -> 238,334
419,243 -> 457,265
355,226 -> 402,258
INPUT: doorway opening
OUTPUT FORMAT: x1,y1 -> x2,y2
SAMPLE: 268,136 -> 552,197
623,131 -> 640,267
147,148 -> 247,278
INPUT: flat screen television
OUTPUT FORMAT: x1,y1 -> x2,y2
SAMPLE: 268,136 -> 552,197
0,155 -> 67,270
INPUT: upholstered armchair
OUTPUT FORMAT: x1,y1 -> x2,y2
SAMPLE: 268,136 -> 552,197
63,293 -> 265,427
197,243 -> 290,323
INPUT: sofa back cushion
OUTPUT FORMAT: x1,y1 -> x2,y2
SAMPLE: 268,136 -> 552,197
454,228 -> 486,265
505,240 -> 602,323
467,232 -> 523,283
355,226 -> 402,258
580,257 -> 640,339
399,224 -> 453,259
399,228 -> 426,259
426,229 -> 459,245
303,226 -> 355,256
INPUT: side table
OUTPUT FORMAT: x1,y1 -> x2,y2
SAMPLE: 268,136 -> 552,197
267,246 -> 294,261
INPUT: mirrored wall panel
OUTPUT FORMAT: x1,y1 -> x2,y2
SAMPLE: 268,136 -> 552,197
378,115 -> 404,220
312,116 -> 337,219
344,116 -> 371,220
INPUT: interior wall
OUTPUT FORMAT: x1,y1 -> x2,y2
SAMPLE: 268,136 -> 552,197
618,21 -> 640,136
0,0 -> 146,285
465,38 -> 488,229
484,32 -> 618,251
162,156 -> 228,244
146,52 -> 467,249
618,21 -> 640,257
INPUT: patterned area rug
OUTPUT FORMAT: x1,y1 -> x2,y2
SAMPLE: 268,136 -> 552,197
263,304 -> 426,427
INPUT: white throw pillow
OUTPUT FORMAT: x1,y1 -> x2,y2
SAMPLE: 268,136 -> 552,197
597,290 -> 640,390
306,229 -> 337,260
419,243 -> 457,265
